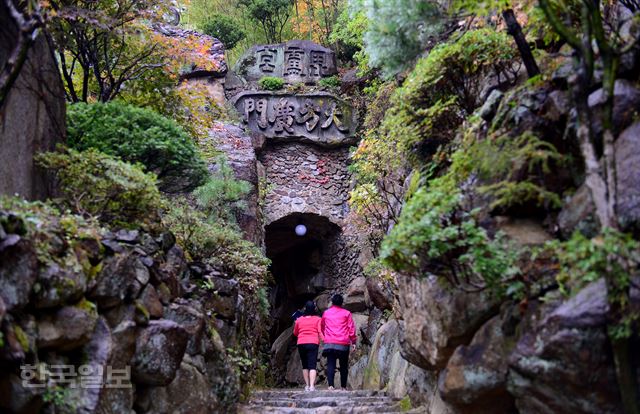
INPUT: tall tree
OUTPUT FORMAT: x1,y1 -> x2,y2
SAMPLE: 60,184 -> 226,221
47,0 -> 168,102
0,0 -> 45,108
539,0 -> 640,411
239,0 -> 295,43
454,0 -> 540,78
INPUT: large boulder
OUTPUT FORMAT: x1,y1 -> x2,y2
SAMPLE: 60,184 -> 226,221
208,122 -> 262,244
164,301 -> 206,355
94,321 -> 137,414
135,359 -> 211,414
68,318 -> 114,414
90,252 -> 148,308
365,276 -> 394,311
557,183 -> 599,238
396,273 -> 498,370
0,0 -> 65,200
615,121 -> 640,230
0,238 -> 37,311
271,326 -> 294,367
508,279 -> 632,413
439,315 -> 514,413
362,319 -> 401,390
33,261 -> 87,309
588,79 -> 640,135
37,299 -> 99,351
131,320 -> 189,386
343,276 -> 369,313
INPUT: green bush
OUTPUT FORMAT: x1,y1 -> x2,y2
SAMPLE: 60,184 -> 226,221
329,6 -> 368,64
318,75 -> 341,88
258,76 -> 285,90
381,28 -> 517,163
355,0 -> 443,77
66,101 -> 208,193
201,15 -> 246,50
194,156 -> 251,225
547,229 -> 640,339
162,198 -> 270,290
36,148 -> 163,229
380,175 -> 521,297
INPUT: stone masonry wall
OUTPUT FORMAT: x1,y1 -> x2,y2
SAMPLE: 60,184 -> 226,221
260,142 -> 351,226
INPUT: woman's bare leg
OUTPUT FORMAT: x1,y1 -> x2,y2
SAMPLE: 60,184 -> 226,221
302,369 -> 310,387
309,369 -> 317,390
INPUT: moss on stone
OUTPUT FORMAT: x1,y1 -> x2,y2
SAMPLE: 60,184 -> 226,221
134,300 -> 150,324
13,325 -> 30,352
399,395 -> 412,411
74,298 -> 97,315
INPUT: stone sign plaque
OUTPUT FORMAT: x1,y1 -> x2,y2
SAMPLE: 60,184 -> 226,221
232,91 -> 356,147
233,40 -> 337,85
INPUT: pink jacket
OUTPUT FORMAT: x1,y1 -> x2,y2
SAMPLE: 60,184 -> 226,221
293,316 -> 323,345
321,305 -> 357,345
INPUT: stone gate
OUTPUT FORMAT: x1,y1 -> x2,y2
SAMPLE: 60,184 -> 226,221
224,41 -> 363,347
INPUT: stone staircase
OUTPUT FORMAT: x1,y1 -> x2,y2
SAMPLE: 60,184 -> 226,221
238,389 -> 414,414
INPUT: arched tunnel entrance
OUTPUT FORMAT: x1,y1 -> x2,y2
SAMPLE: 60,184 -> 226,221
265,213 -> 341,342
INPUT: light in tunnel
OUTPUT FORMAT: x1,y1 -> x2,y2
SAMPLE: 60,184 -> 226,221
295,224 -> 307,236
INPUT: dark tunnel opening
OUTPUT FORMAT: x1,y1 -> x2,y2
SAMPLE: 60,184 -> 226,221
265,212 -> 341,342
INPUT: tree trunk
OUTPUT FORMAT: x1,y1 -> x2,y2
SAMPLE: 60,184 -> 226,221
502,9 -> 540,78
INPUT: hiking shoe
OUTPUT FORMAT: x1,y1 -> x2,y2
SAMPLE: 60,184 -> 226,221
304,386 -> 310,392
328,386 -> 335,390
309,386 -> 316,392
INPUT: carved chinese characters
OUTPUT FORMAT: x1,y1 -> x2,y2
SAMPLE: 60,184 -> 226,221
233,92 -> 356,147
232,40 -> 337,85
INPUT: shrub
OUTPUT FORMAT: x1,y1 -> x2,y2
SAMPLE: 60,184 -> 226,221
194,156 -> 251,225
318,75 -> 341,88
329,6 -> 368,64
355,0 -> 443,77
547,229 -> 640,339
66,101 -> 208,193
381,28 -> 517,163
258,76 -> 285,90
201,15 -> 246,50
36,148 -> 163,229
380,175 -> 521,297
162,198 -> 270,290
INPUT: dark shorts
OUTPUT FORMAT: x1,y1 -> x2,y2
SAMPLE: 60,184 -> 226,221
298,344 -> 319,370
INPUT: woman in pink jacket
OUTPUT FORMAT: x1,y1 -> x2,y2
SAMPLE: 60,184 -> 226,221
321,294 -> 357,390
293,301 -> 323,391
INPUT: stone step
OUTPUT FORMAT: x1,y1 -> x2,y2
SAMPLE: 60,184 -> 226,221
239,388 -> 404,414
239,405 -> 406,414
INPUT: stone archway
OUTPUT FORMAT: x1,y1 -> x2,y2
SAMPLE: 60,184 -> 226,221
265,212 -> 341,341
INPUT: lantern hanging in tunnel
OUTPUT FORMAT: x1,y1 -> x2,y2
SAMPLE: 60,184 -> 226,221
295,224 -> 307,236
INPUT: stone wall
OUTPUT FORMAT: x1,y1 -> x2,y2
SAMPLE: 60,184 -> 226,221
260,142 -> 351,226
0,202 -> 246,414
0,5 -> 65,200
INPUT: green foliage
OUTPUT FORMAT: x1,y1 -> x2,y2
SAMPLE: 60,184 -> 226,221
43,386 -> 74,412
379,143 -> 522,296
202,14 -> 246,49
381,28 -> 517,164
318,75 -> 341,88
36,149 -> 162,229
547,229 -> 640,339
256,287 -> 270,317
399,395 -> 412,412
194,156 -> 251,225
472,132 -> 564,210
238,0 -> 294,43
329,6 -> 368,63
258,76 -> 285,90
354,0 -> 443,77
162,198 -> 269,288
66,102 -> 208,193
